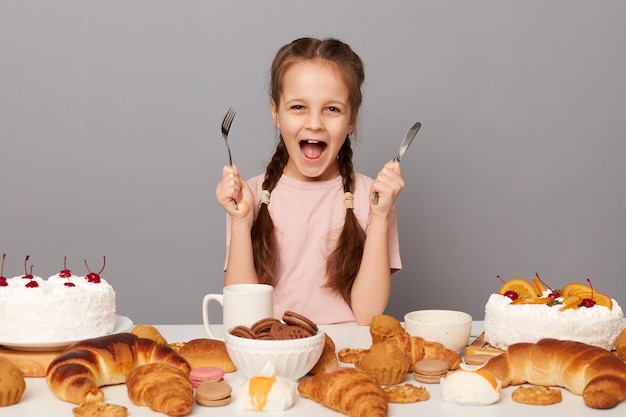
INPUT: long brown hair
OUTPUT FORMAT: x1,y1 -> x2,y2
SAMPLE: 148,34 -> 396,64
251,37 -> 366,305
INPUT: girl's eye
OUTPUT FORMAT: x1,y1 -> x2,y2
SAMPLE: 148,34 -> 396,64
291,105 -> 304,110
328,106 -> 339,112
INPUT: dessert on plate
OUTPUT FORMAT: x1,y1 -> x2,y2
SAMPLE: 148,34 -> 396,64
484,275 -> 623,350
0,256 -> 117,344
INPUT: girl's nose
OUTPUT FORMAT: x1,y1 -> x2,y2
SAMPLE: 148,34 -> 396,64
304,112 -> 324,131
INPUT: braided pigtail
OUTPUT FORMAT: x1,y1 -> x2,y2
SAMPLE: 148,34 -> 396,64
325,138 -> 367,305
251,138 -> 289,284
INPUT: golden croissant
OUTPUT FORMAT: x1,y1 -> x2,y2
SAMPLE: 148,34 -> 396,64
481,338 -> 626,409
46,332 -> 190,404
126,363 -> 194,416
298,368 -> 388,417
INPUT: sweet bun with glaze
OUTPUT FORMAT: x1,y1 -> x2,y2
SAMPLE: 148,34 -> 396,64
0,357 -> 26,407
177,338 -> 235,372
369,314 -> 405,344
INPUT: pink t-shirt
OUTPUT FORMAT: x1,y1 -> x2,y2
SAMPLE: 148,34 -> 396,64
225,173 -> 401,324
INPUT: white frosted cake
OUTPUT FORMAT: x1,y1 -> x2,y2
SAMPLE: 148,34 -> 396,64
484,292 -> 623,351
0,258 -> 117,344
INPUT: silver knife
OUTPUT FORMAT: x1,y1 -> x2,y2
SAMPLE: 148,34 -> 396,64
372,121 -> 421,205
394,122 -> 421,162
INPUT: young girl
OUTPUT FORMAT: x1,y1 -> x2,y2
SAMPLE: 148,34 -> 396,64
215,37 -> 403,325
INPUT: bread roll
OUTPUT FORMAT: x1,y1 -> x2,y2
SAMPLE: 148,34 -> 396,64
46,333 -> 190,404
131,325 -> 167,345
308,333 -> 338,375
0,356 -> 26,407
177,338 -> 235,372
369,314 -> 404,344
614,327 -> 626,361
481,338 -> 626,409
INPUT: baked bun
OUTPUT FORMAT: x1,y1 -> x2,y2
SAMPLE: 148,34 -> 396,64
131,325 -> 167,345
46,333 -> 190,404
309,333 -> 338,375
369,314 -> 404,344
481,338 -> 626,409
614,327 -> 626,361
0,357 -> 26,407
356,342 -> 411,385
177,338 -> 235,372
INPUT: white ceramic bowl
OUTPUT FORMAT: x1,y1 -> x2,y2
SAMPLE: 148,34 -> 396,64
404,310 -> 472,353
224,328 -> 325,381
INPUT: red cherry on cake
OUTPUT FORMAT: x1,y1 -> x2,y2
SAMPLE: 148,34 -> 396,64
21,255 -> 39,287
548,290 -> 561,299
504,290 -> 519,300
58,256 -> 76,287
0,253 -> 7,287
581,278 -> 597,308
59,256 -> 72,278
22,255 -> 34,279
84,256 -> 106,283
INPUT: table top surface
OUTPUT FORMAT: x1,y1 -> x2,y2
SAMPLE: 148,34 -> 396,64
1,321 -> 624,417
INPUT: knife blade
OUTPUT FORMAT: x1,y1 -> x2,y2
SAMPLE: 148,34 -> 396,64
371,121 -> 421,205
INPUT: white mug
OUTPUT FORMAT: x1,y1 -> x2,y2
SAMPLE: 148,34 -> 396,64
202,284 -> 273,340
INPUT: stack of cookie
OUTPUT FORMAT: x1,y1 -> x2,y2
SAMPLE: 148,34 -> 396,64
230,311 -> 318,340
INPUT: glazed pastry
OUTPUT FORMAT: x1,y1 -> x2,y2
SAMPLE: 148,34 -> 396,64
72,401 -> 128,417
481,338 -> 626,409
356,342 -> 411,385
298,368 -> 388,417
386,332 -> 461,370
131,325 -> 168,345
0,356 -> 26,407
614,327 -> 626,361
369,314 -> 405,344
126,363 -> 194,416
46,333 -> 190,404
339,333 -> 461,370
177,338 -> 235,372
309,333 -> 339,375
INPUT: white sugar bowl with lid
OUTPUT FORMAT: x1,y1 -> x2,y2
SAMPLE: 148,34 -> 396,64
404,310 -> 472,353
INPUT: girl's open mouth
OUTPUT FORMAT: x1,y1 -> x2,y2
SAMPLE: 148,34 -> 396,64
300,140 -> 327,160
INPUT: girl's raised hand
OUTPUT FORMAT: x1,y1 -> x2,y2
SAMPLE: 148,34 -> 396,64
370,160 -> 404,213
215,164 -> 254,220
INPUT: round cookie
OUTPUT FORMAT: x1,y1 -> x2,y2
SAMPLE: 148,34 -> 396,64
512,386 -> 562,405
230,325 -> 257,339
251,318 -> 281,336
282,311 -> 318,335
195,381 -> 232,407
189,366 -> 225,388
413,359 -> 449,384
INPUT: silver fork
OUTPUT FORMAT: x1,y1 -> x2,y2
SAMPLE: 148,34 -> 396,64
220,107 -> 238,209
221,107 -> 236,165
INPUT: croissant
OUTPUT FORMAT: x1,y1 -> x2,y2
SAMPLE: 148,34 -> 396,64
126,363 -> 194,416
298,368 -> 388,417
481,338 -> 626,409
381,333 -> 461,370
46,332 -> 191,404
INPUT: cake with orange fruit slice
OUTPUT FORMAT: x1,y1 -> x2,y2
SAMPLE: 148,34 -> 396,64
483,275 -> 623,351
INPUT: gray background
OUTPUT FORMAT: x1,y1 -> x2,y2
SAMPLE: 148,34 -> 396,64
1,0 -> 625,325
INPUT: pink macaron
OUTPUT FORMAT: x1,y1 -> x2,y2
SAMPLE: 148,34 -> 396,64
189,366 -> 225,388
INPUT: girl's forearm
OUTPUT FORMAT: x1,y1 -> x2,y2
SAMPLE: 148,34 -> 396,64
224,221 -> 259,286
350,215 -> 392,324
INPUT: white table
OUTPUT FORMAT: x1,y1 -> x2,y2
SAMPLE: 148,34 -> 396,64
1,321 -> 624,417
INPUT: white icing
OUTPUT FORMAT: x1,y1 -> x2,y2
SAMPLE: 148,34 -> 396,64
441,370 -> 502,405
237,362 -> 296,412
0,274 -> 116,343
484,293 -> 623,350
